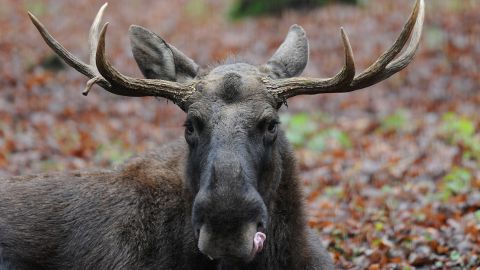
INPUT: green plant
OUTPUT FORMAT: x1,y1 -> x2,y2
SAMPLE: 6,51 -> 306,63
185,0 -> 208,19
280,112 -> 351,152
281,113 -> 317,146
307,128 -> 352,151
229,0 -> 359,19
474,210 -> 480,222
378,110 -> 409,134
442,112 -> 475,140
441,112 -> 480,162
324,186 -> 345,198
95,140 -> 133,166
437,167 -> 472,201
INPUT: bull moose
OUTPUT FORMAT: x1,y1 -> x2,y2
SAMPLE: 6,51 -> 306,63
0,0 -> 424,269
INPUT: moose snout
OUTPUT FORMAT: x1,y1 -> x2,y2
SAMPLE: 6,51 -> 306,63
192,193 -> 268,261
192,187 -> 268,261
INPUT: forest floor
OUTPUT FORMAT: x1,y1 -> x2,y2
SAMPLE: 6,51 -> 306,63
0,0 -> 479,269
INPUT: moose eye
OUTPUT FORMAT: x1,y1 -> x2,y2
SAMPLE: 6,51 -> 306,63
184,121 -> 195,136
184,121 -> 197,146
264,120 -> 279,144
185,123 -> 195,135
267,121 -> 277,134
184,117 -> 204,146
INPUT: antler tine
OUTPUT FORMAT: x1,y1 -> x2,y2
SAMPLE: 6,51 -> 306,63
383,0 -> 424,74
83,2 -> 109,95
28,12 -> 105,85
95,24 -> 195,107
28,5 -> 111,94
265,27 -> 355,100
267,0 -> 424,100
348,0 -> 424,90
89,3 -> 108,69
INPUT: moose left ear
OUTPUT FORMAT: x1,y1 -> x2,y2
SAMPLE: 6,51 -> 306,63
129,25 -> 199,82
263,25 -> 309,79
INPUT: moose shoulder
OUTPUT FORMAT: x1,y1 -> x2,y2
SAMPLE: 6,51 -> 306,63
1,1 -> 424,269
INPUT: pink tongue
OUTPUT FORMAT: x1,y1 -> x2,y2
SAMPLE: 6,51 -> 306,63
252,232 -> 266,256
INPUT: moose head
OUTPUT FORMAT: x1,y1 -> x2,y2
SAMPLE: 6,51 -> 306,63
28,0 -> 424,263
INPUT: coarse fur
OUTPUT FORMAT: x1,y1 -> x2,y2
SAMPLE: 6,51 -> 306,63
0,138 -> 332,270
0,19 -> 334,270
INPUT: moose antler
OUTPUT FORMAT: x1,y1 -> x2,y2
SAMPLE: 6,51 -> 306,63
29,0 -> 424,108
28,3 -> 110,94
28,3 -> 195,109
265,0 -> 425,100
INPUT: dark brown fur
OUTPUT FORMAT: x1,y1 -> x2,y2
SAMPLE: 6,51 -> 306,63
0,137 -> 332,270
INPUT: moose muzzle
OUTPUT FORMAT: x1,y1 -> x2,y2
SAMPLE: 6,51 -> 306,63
192,149 -> 268,262
198,222 -> 266,261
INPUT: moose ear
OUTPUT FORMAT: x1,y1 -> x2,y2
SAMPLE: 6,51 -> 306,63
264,25 -> 309,79
129,25 -> 199,82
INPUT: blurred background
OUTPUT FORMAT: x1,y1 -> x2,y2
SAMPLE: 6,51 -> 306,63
0,0 -> 479,268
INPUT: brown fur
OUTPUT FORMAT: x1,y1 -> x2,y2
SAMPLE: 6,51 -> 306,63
0,136 -> 333,270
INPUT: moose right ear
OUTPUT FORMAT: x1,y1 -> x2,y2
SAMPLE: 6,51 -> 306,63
129,25 -> 199,82
263,24 -> 309,79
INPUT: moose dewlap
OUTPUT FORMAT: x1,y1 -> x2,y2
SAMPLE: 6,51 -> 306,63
0,0 -> 424,269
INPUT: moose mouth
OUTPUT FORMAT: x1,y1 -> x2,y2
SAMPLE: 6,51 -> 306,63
198,223 -> 267,262
204,231 -> 266,263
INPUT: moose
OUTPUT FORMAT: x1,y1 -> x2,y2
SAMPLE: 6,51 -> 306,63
0,0 -> 424,269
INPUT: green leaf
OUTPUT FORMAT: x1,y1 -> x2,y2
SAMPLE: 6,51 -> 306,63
281,112 -> 319,148
306,129 -> 352,151
474,210 -> 480,221
441,112 -> 475,139
379,110 -> 408,133
450,250 -> 461,261
443,167 -> 472,194
327,129 -> 352,148
306,133 -> 326,151
441,113 -> 479,163
185,0 -> 207,18
324,186 -> 344,198
286,130 -> 307,146
289,113 -> 317,133
374,222 -> 384,232
96,140 -> 133,166
424,232 -> 433,241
